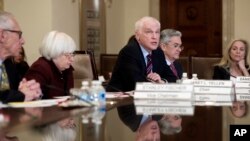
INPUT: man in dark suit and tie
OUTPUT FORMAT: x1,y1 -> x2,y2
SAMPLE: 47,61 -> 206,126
0,11 -> 41,103
106,16 -> 167,133
158,29 -> 184,82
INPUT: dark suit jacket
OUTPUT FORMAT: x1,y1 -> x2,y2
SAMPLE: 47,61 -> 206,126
25,57 -> 74,99
213,66 -> 230,80
0,58 -> 25,103
106,38 -> 166,131
213,65 -> 250,80
106,38 -> 167,92
153,48 -> 183,82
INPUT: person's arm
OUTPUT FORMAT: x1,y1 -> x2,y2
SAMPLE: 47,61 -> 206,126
0,90 -> 25,103
238,60 -> 250,76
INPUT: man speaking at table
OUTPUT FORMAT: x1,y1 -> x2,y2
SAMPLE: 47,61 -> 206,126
106,16 -> 168,132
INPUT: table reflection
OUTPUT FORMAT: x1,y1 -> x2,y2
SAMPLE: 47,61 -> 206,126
0,95 -> 249,141
36,118 -> 77,141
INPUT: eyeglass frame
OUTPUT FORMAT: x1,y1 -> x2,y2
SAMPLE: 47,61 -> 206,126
164,41 -> 184,51
3,29 -> 23,39
63,52 -> 75,59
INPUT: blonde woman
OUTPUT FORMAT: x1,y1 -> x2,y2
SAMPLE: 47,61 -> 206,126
213,39 -> 250,117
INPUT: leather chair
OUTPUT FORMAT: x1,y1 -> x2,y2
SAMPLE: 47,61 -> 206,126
100,54 -> 118,80
71,50 -> 98,88
178,56 -> 190,77
191,57 -> 221,79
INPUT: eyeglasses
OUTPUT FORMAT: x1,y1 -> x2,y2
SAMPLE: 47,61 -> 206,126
165,42 -> 184,51
4,29 -> 23,39
63,53 -> 75,59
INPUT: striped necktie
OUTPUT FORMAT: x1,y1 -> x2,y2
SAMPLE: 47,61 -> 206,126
170,63 -> 179,79
0,63 -> 10,91
146,54 -> 152,74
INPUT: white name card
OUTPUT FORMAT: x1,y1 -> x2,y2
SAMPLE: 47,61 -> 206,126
195,94 -> 234,102
235,88 -> 250,94
194,87 -> 232,94
134,99 -> 193,107
236,94 -> 250,100
235,82 -> 250,88
236,76 -> 250,82
193,80 -> 233,87
135,82 -> 193,92
133,91 -> 193,100
194,101 -> 232,106
135,106 -> 194,115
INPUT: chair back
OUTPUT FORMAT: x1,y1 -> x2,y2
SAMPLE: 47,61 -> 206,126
100,54 -> 118,80
178,56 -> 190,76
72,50 -> 98,88
191,57 -> 221,79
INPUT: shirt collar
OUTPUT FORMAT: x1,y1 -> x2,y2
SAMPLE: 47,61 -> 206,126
140,45 -> 151,64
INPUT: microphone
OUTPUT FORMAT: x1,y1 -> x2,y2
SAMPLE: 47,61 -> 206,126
42,84 -> 95,106
104,84 -> 133,96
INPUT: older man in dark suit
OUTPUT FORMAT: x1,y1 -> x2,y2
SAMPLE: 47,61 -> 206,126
106,16 -> 166,92
0,11 -> 41,103
158,29 -> 184,82
106,16 -> 168,133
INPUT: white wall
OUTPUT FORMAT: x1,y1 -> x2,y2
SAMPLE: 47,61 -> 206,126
3,0 -> 250,141
105,0 -> 151,53
4,0 -> 79,65
4,0 -> 52,64
234,0 -> 250,41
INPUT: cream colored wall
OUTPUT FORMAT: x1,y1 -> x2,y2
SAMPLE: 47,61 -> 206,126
4,0 -> 52,65
234,0 -> 250,41
4,0 -> 79,65
3,1 -> 250,140
106,0 -> 153,53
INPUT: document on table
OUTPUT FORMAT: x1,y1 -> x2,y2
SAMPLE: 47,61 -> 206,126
106,91 -> 134,99
8,99 -> 62,108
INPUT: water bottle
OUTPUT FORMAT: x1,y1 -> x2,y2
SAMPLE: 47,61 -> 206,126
91,107 -> 106,124
181,72 -> 191,83
182,72 -> 188,80
70,81 -> 91,102
89,80 -> 106,107
192,73 -> 198,80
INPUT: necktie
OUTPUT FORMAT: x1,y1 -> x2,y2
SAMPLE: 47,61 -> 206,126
0,63 -> 10,91
170,63 -> 179,79
146,54 -> 152,74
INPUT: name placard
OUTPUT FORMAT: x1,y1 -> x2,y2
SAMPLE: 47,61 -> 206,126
193,80 -> 233,87
236,76 -> 250,82
135,82 -> 193,92
235,77 -> 250,101
194,87 -> 232,94
236,94 -> 250,100
133,91 -> 193,100
194,101 -> 232,106
135,106 -> 194,115
192,80 -> 233,106
134,99 -> 193,106
195,94 -> 234,102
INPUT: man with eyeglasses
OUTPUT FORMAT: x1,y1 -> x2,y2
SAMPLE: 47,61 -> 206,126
157,29 -> 184,82
0,11 -> 42,103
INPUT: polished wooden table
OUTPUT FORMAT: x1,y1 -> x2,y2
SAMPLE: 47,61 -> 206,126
0,97 -> 134,141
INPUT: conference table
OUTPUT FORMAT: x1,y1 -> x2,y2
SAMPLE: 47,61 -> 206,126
0,96 -> 134,141
0,92 -> 234,141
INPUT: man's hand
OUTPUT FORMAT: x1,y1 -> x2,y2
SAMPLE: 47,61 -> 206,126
147,72 -> 166,84
18,78 -> 42,101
